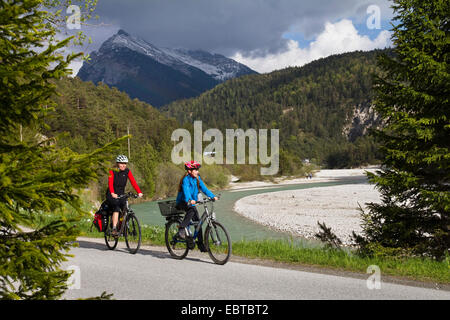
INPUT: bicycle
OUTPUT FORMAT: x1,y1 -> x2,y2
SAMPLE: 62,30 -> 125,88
159,194 -> 232,265
104,192 -> 142,254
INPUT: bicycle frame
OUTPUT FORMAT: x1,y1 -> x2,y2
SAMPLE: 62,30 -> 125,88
116,202 -> 130,236
170,198 -> 216,242
195,198 -> 220,236
108,194 -> 137,237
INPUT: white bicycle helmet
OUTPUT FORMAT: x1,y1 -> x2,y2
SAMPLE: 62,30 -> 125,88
116,154 -> 129,163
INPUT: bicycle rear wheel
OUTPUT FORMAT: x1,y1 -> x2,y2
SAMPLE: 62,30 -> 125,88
125,213 -> 141,254
205,221 -> 231,265
104,215 -> 118,250
165,219 -> 189,259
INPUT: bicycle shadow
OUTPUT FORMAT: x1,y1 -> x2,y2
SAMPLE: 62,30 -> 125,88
138,246 -> 214,265
76,240 -> 168,260
76,240 -> 214,265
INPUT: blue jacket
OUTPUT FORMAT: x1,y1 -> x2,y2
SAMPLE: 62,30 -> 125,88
176,174 -> 215,206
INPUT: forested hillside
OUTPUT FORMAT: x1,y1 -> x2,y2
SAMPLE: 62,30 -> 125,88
44,77 -> 180,199
42,49 -> 393,201
164,49 -> 394,169
44,77 -> 232,200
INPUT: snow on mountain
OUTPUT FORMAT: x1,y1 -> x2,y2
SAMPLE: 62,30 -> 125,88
78,29 -> 257,107
100,29 -> 256,81
101,30 -> 185,70
160,47 -> 250,81
160,47 -> 221,78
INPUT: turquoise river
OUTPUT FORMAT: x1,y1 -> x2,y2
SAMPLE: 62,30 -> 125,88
132,177 -> 368,247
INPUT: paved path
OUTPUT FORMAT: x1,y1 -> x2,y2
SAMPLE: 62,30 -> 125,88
62,238 -> 450,300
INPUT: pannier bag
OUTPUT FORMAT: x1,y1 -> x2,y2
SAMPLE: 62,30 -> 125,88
91,201 -> 110,232
92,212 -> 108,232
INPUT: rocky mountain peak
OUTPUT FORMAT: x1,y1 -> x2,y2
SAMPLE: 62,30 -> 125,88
78,29 -> 257,107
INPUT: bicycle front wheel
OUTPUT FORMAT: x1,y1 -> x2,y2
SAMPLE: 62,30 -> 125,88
205,221 -> 231,265
104,215 -> 118,250
125,214 -> 141,254
165,219 -> 189,260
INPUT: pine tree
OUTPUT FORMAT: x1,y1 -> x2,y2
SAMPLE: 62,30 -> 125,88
0,0 -> 121,299
354,0 -> 450,260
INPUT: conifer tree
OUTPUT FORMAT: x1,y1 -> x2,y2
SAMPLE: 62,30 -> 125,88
354,0 -> 449,259
0,0 -> 119,299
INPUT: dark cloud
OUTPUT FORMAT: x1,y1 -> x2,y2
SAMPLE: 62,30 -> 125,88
82,0 -> 393,56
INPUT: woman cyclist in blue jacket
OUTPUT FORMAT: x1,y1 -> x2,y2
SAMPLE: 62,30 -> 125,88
175,160 -> 218,251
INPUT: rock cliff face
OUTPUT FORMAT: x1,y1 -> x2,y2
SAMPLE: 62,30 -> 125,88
78,29 -> 257,107
343,102 -> 381,141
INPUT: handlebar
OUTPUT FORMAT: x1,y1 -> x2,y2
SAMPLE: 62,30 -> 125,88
117,192 -> 139,200
194,193 -> 221,205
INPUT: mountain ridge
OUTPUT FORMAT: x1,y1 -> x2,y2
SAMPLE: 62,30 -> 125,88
163,49 -> 393,168
78,29 -> 257,107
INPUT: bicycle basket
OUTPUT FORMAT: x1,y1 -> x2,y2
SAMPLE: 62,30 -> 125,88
158,200 -> 184,217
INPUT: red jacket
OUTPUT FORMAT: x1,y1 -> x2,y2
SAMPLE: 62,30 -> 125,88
108,168 -> 142,195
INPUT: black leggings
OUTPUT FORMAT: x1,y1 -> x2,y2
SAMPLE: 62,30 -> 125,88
176,202 -> 204,244
106,192 -> 126,213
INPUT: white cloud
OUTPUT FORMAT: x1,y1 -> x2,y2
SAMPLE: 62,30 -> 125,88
231,19 -> 392,73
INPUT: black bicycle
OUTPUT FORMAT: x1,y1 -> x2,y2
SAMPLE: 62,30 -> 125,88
104,192 -> 142,254
159,194 -> 231,265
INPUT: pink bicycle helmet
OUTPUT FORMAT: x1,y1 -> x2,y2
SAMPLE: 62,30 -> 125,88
184,160 -> 201,170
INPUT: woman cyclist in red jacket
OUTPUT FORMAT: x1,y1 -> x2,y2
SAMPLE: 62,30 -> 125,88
107,155 -> 143,237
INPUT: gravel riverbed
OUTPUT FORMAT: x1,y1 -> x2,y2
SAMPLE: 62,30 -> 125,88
233,184 -> 382,245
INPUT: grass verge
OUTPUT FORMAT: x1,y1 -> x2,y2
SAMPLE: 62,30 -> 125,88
230,239 -> 449,284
